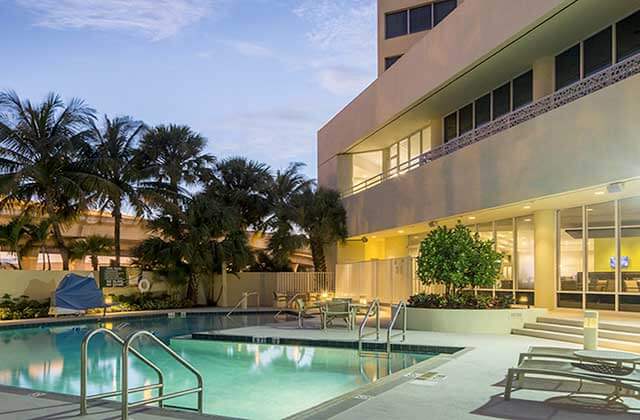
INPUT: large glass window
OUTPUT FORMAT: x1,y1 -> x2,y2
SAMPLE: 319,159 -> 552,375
559,207 -> 583,293
496,219 -> 514,290
409,132 -> 421,161
458,103 -> 473,135
444,112 -> 457,143
474,94 -> 491,128
421,127 -> 431,153
384,55 -> 402,71
398,138 -> 409,172
555,44 -> 580,90
434,0 -> 457,26
389,143 -> 398,175
386,10 -> 408,39
352,151 -> 383,187
620,197 -> 640,295
517,216 -> 535,290
512,70 -> 533,110
492,83 -> 511,120
410,5 -> 432,33
586,201 -> 615,295
584,27 -> 612,77
616,10 -> 640,62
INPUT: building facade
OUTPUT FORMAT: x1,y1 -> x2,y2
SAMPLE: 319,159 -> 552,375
318,0 -> 640,312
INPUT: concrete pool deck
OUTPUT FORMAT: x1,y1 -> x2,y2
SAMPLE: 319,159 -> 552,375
1,308 -> 639,419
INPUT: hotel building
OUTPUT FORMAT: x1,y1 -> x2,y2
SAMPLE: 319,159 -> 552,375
317,0 -> 640,312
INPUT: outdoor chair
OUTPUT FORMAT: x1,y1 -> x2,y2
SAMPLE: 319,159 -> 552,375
295,298 -> 320,328
273,292 -> 288,309
321,300 -> 353,330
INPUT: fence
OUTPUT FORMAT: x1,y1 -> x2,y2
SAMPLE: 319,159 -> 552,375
275,272 -> 335,294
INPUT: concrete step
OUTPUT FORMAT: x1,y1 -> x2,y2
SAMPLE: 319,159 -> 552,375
512,328 -> 640,353
524,322 -> 640,343
536,316 -> 640,335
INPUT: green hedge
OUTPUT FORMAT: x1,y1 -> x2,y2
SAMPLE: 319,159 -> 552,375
408,292 -> 513,310
0,294 -> 50,320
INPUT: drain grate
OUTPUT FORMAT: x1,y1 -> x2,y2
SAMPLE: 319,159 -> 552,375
408,371 -> 447,386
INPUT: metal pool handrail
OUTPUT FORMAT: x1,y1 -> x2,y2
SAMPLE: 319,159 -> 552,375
122,330 -> 204,420
386,301 -> 408,354
80,328 -> 164,416
226,291 -> 260,317
358,299 -> 380,354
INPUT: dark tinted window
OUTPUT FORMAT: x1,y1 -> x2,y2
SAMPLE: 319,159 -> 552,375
512,70 -> 533,109
616,10 -> 640,61
555,44 -> 580,90
434,0 -> 457,26
474,94 -> 491,127
444,112 -> 457,142
584,27 -> 612,76
386,10 -> 408,39
492,82 -> 511,119
384,55 -> 402,70
458,103 -> 473,134
410,5 -> 432,33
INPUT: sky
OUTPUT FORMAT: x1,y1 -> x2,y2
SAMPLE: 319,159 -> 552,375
0,0 -> 377,179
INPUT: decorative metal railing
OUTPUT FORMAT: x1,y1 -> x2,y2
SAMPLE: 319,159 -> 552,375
342,53 -> 640,198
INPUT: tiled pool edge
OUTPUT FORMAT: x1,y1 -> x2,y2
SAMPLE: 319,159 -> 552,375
187,332 -> 463,355
284,347 -> 471,420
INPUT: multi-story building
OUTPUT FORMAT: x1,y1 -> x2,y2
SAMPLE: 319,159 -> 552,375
318,0 -> 640,312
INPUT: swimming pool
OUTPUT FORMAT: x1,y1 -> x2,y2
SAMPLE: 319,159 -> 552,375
0,313 -> 434,419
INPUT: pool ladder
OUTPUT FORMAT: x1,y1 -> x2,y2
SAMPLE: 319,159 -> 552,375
357,300 -> 407,358
80,328 -> 204,419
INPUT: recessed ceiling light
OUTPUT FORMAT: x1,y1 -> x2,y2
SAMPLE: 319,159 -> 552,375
371,235 -> 377,239
524,218 -> 532,222
594,191 -> 605,196
397,230 -> 405,234
586,208 -> 593,212
468,216 -> 476,220
523,205 -> 531,210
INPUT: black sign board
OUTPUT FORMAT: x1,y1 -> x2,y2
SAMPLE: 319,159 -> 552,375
100,266 -> 128,288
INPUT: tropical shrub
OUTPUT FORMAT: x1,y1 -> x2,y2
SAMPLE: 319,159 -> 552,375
407,292 -> 513,309
108,293 -> 191,312
0,294 -> 50,320
416,223 -> 503,296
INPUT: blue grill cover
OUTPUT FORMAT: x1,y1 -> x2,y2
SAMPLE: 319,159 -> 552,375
54,273 -> 105,310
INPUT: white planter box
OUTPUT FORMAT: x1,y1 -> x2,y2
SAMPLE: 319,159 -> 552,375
399,306 -> 548,335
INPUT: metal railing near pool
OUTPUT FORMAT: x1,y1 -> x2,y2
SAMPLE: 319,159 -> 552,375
342,53 -> 640,198
386,301 -> 408,354
80,328 -> 204,419
357,299 -> 380,355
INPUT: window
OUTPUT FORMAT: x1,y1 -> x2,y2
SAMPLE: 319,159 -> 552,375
398,138 -> 409,171
474,94 -> 491,127
421,127 -> 432,152
586,202 -> 615,302
458,103 -> 473,135
410,5 -> 432,33
555,44 -> 580,90
512,70 -> 533,109
616,10 -> 640,62
434,0 -> 457,26
492,82 -> 510,119
443,112 -> 457,142
620,197 -> 640,296
386,10 -> 408,39
409,132 -> 421,160
384,55 -> 403,71
559,207 -> 583,294
496,219 -> 514,290
516,217 -> 535,290
584,27 -> 612,77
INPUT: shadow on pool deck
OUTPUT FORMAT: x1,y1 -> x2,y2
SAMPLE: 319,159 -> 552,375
472,394 -> 640,420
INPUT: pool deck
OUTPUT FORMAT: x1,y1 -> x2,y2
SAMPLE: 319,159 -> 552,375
1,308 -> 640,419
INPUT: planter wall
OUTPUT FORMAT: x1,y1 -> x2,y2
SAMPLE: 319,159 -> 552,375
401,306 -> 548,334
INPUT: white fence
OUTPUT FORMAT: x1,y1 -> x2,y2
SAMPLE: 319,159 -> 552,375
275,272 -> 335,294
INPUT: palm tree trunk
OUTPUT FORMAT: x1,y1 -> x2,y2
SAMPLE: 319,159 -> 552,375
91,255 -> 98,271
186,273 -> 198,305
52,223 -> 69,270
113,202 -> 122,266
40,245 -> 46,270
47,252 -> 51,270
310,239 -> 326,272
16,252 -> 23,270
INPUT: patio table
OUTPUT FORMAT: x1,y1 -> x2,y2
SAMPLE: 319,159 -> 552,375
573,349 -> 640,403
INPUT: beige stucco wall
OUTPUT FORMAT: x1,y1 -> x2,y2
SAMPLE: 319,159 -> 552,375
318,0 -> 565,178
342,72 -> 640,236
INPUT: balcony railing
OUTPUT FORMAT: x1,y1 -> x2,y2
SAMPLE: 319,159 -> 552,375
342,53 -> 640,198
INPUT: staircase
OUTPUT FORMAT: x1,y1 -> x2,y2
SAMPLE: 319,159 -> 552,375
512,316 -> 640,353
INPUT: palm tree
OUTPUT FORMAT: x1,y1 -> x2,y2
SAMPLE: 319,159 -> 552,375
69,235 -> 114,271
0,214 -> 31,269
88,115 -> 147,266
137,124 -> 214,208
207,157 -> 273,230
0,91 -> 96,270
292,186 -> 348,272
265,162 -> 312,269
134,193 -> 251,305
24,219 -> 53,270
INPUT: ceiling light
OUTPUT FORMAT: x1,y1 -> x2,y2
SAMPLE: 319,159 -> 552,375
371,235 -> 377,239
523,205 -> 531,210
524,218 -> 532,222
397,230 -> 405,234
586,208 -> 593,212
468,216 -> 476,220
594,191 -> 605,196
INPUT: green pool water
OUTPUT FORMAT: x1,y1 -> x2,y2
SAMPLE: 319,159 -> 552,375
0,314 -> 432,419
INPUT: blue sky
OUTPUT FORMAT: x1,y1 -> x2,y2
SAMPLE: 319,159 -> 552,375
0,0 -> 377,178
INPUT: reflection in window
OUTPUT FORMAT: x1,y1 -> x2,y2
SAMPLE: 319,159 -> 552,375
492,83 -> 511,119
496,219 -> 514,290
385,10 -> 408,39
583,27 -> 612,77
352,151 -> 383,188
434,0 -> 457,26
620,197 -> 640,293
474,94 -> 491,128
458,103 -> 473,135
517,217 -> 535,290
555,44 -> 580,90
512,70 -> 533,110
410,5 -> 432,33
586,201 -> 615,293
559,207 -> 583,292
616,10 -> 640,62
444,112 -> 457,142
384,55 -> 402,71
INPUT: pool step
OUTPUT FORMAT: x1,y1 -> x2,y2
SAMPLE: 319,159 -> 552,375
512,316 -> 640,353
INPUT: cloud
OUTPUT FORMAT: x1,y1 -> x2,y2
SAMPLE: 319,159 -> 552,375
293,0 -> 376,96
15,0 -> 216,40
222,40 -> 274,58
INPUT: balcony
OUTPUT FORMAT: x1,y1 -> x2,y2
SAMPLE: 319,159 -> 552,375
342,53 -> 640,198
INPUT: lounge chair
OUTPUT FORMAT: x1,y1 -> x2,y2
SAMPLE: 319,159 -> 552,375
273,291 -> 288,309
505,351 -> 640,402
321,300 -> 353,330
295,298 -> 320,328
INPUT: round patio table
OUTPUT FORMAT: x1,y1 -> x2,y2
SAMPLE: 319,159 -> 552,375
573,349 -> 640,403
